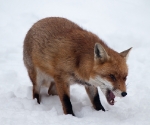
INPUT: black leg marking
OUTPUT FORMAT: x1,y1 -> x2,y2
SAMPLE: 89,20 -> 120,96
63,94 -> 74,116
93,92 -> 105,111
34,93 -> 40,104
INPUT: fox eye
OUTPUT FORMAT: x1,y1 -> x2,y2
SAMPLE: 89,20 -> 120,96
123,76 -> 127,81
109,74 -> 116,81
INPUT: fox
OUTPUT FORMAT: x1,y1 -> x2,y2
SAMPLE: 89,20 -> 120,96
23,17 -> 132,116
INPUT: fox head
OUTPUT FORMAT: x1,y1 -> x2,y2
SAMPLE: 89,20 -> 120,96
90,43 -> 132,105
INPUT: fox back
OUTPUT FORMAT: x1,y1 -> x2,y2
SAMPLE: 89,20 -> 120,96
23,17 -> 131,115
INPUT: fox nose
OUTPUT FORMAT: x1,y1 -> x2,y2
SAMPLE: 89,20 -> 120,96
121,92 -> 127,97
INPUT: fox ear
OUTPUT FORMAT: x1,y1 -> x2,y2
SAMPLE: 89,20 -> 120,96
120,47 -> 132,60
94,43 -> 110,63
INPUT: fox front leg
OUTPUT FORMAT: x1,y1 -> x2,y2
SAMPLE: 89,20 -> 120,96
54,76 -> 75,116
85,86 -> 105,111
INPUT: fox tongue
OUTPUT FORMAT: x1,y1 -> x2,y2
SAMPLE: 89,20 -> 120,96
106,90 -> 115,105
109,91 -> 115,98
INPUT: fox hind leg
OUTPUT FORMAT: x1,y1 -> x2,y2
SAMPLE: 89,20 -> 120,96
33,85 -> 41,104
27,68 -> 41,104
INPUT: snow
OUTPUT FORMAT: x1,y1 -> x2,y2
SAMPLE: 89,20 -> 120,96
0,0 -> 150,124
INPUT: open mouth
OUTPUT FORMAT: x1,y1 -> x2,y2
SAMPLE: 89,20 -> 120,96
106,89 -> 115,105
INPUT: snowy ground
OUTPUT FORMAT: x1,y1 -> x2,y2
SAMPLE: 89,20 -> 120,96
0,0 -> 150,125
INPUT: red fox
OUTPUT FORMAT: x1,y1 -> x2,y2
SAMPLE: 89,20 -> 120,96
23,17 -> 132,116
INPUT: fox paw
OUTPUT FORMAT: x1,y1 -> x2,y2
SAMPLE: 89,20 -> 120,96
95,105 -> 105,112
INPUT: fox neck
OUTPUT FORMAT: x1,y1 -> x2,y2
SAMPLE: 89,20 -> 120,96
88,76 -> 113,92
